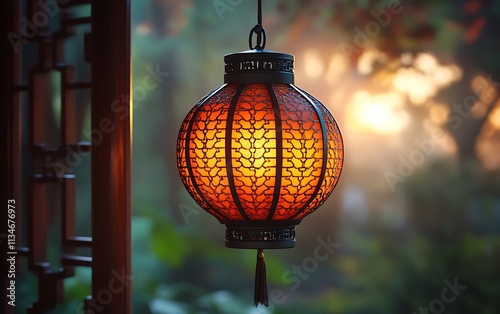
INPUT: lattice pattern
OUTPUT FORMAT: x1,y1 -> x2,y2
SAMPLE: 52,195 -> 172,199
177,83 -> 343,225
5,1 -> 93,312
177,84 -> 241,220
292,87 -> 344,219
272,84 -> 325,219
231,85 -> 277,218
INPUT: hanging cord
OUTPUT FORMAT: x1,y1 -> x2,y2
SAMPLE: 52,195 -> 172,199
257,0 -> 262,25
249,0 -> 266,50
254,249 -> 269,307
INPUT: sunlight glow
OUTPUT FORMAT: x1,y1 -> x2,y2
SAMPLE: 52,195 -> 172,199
304,50 -> 324,78
393,68 -> 437,105
400,52 -> 414,66
414,53 -> 439,74
393,53 -> 462,105
326,53 -> 348,84
358,49 -> 386,75
471,75 -> 499,118
433,65 -> 461,86
476,120 -> 500,170
347,91 -> 410,135
429,103 -> 450,126
488,104 -> 500,129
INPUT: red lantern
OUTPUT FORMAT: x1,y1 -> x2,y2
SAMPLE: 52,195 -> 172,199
176,1 -> 343,306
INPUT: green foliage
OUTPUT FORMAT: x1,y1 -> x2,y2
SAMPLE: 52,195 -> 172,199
149,212 -> 190,268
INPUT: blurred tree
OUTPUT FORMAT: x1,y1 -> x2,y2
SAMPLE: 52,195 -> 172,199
277,0 -> 500,164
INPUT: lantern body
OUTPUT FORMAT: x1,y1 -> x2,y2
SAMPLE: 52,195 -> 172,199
177,50 -> 343,249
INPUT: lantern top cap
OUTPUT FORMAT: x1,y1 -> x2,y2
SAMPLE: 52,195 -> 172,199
224,49 -> 295,85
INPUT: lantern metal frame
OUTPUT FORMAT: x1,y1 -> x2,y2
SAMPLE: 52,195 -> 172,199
179,51 -> 341,249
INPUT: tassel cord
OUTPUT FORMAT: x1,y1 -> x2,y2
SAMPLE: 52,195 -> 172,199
254,248 -> 269,307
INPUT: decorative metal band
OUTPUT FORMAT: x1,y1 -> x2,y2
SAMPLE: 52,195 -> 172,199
226,227 -> 295,242
225,58 -> 294,73
225,224 -> 297,249
224,51 -> 294,84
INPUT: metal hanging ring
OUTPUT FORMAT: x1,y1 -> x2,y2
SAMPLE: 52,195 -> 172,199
249,24 -> 267,51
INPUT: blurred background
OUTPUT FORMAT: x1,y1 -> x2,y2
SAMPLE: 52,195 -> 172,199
16,0 -> 500,313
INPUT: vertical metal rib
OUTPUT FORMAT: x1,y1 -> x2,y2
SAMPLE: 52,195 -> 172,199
266,84 -> 282,220
288,85 -> 328,219
184,84 -> 229,221
225,84 -> 250,220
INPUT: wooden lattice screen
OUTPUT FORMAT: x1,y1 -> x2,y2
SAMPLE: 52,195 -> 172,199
0,0 -> 131,313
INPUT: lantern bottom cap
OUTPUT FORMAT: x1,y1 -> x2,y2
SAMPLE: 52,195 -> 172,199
224,224 -> 296,249
225,239 -> 295,249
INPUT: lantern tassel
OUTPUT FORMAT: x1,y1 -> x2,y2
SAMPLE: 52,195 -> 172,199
254,249 -> 269,307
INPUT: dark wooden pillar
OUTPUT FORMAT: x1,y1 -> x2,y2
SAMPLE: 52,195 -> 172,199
90,0 -> 132,313
0,1 -> 21,313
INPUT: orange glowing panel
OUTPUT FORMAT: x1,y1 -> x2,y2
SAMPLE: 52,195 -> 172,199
177,83 -> 343,223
